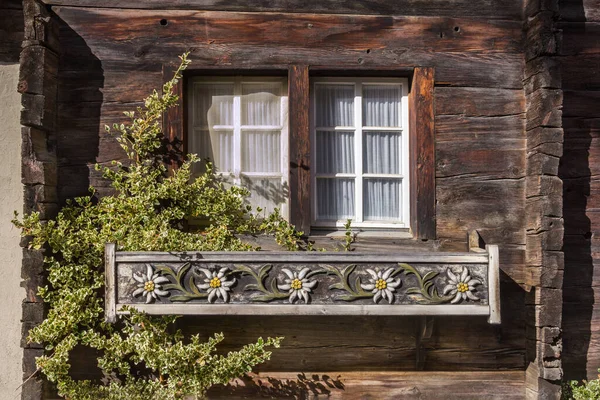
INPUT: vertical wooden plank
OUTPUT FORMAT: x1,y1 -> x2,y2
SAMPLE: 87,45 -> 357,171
162,63 -> 185,172
288,65 -> 311,234
487,244 -> 501,324
409,67 -> 436,239
104,243 -> 117,323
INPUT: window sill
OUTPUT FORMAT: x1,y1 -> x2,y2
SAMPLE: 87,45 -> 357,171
310,228 -> 413,240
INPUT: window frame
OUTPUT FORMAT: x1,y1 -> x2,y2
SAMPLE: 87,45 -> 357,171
186,76 -> 290,219
164,65 -> 435,240
310,76 -> 410,229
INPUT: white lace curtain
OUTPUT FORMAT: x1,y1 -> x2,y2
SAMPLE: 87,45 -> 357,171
189,80 -> 286,216
314,83 -> 402,222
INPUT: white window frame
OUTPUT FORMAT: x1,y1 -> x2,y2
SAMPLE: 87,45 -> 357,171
187,76 -> 289,219
310,77 -> 410,229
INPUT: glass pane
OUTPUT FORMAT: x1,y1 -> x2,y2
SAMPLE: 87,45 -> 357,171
363,131 -> 401,174
241,176 -> 287,216
315,84 -> 354,127
192,83 -> 234,127
362,85 -> 401,127
189,129 -> 233,175
241,130 -> 281,173
242,83 -> 281,126
316,131 -> 354,174
316,178 -> 355,220
363,178 -> 401,221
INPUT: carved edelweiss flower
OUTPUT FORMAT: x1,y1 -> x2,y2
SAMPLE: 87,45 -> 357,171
132,264 -> 170,304
196,267 -> 236,303
443,266 -> 482,304
361,268 -> 401,304
278,268 -> 317,304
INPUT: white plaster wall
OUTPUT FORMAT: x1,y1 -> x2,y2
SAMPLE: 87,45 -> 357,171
0,62 -> 24,399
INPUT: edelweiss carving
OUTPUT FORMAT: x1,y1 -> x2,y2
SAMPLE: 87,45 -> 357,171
129,263 -> 486,306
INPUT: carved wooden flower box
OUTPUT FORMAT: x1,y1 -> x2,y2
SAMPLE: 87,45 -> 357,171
105,243 -> 500,324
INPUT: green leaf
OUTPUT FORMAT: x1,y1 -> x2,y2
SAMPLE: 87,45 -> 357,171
244,284 -> 259,291
422,271 -> 439,282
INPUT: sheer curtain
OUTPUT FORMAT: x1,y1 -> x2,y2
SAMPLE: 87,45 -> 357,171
189,79 -> 287,216
314,82 -> 402,223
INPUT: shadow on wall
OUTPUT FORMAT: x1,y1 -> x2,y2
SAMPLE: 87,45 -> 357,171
560,0 -> 598,381
54,12 -> 103,203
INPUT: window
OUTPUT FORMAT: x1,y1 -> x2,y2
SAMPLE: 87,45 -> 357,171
311,78 -> 409,229
181,68 -> 434,238
187,76 -> 289,218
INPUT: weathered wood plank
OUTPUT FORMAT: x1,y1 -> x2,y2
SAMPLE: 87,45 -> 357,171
435,115 -> 525,141
436,178 -> 526,241
409,67 -> 435,240
557,22 -> 600,56
0,9 -> 24,63
42,0 -> 524,20
559,0 -> 600,21
52,8 -> 524,55
435,87 -> 525,117
125,303 -> 492,316
115,251 -> 491,263
58,29 -> 525,88
207,371 -> 525,400
436,139 -> 525,179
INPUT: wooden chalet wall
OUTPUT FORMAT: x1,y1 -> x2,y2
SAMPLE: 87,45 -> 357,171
560,0 -> 600,383
21,0 -> 538,398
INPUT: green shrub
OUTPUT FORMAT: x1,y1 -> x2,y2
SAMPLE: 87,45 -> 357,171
565,374 -> 600,400
13,53 -> 301,399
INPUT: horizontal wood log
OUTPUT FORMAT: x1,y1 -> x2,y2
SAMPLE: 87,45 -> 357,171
206,371 -> 525,400
42,0 -> 524,19
52,7 -> 523,57
435,115 -> 525,141
436,139 -> 525,179
435,87 -> 524,117
558,22 -> 600,56
560,0 -> 600,21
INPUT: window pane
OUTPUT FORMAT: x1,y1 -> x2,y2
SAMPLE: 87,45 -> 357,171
241,176 -> 287,216
316,178 -> 355,220
363,131 -> 401,174
362,85 -> 400,127
363,178 -> 400,221
193,83 -> 234,127
190,129 -> 234,175
242,130 -> 280,173
241,83 -> 281,126
316,131 -> 355,174
315,84 -> 354,127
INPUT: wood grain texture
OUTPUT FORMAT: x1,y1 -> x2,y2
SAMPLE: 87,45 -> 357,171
48,3 -> 531,391
409,67 -> 435,240
52,7 -> 523,56
559,0 -> 600,381
42,0 -> 524,19
206,371 -> 525,399
288,65 -> 310,234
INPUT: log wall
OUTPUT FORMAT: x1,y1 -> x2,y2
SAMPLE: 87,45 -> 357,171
560,0 -> 600,382
36,0 -> 531,397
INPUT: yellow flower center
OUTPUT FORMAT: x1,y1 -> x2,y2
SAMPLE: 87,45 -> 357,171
291,278 -> 303,290
210,277 -> 222,288
375,279 -> 387,290
144,281 -> 155,292
457,282 -> 469,293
